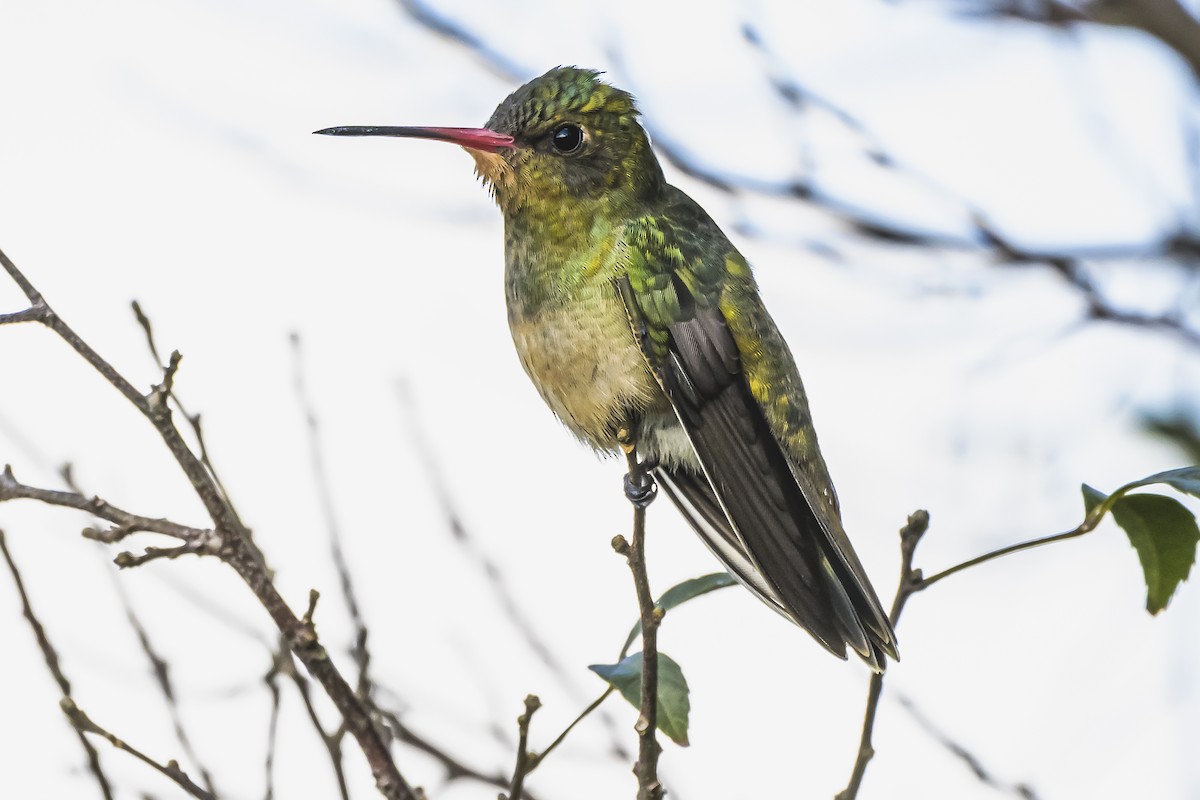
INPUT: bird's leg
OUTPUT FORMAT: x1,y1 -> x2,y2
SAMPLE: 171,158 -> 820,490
617,423 -> 657,509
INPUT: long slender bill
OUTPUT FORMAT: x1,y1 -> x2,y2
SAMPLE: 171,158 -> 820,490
313,126 -> 515,153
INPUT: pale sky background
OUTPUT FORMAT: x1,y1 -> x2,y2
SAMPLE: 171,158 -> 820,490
1,1 -> 1199,799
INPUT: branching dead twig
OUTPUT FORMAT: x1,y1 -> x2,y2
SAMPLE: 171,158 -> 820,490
0,246 -> 415,800
56,464 -> 221,797
263,648 -> 284,800
61,698 -> 216,800
526,687 -> 616,774
375,707 -> 542,799
836,511 -> 928,800
295,340 -> 535,798
111,574 -> 221,796
838,498 -> 1122,798
0,529 -> 115,800
131,300 -> 244,526
502,694 -> 542,800
5,524 -> 220,799
967,0 -> 1200,81
395,382 -> 577,685
396,379 -> 633,767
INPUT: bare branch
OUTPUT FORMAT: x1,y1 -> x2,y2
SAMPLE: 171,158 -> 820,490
61,698 -> 215,800
288,345 -> 539,798
113,578 -> 220,795
132,301 -> 244,524
0,303 -> 50,325
527,688 -> 615,772
271,633 -> 353,800
615,427 -> 663,800
0,246 -> 416,800
263,652 -> 283,800
974,0 -> 1200,80
57,462 -> 220,795
841,495 -> 1114,797
147,350 -> 183,414
376,707 -> 540,799
897,695 -> 1040,799
0,529 -> 115,800
392,0 -> 525,82
113,542 -> 222,568
502,695 -> 542,800
293,335 -> 373,698
1,465 -> 214,544
836,511 -> 929,800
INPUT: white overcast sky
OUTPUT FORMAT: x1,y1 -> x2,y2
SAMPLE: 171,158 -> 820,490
1,1 -> 1198,799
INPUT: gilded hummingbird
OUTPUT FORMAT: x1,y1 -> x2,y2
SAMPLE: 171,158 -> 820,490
317,67 -> 898,670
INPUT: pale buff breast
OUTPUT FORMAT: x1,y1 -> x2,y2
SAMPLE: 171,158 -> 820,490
507,278 -> 661,451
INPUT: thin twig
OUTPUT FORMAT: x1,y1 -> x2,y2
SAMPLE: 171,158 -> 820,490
528,687 -> 615,771
263,649 -> 283,800
397,381 -> 633,763
293,335 -> 374,702
392,0 -> 528,81
0,466 -> 215,545
396,383 -> 576,682
376,707 -> 541,799
298,345 -> 506,799
115,578 -> 220,794
61,699 -> 216,800
897,695 -> 1039,799
836,510 -> 928,800
50,464 -> 224,797
615,428 -> 663,800
131,300 -> 244,524
918,518 -> 1099,589
503,695 -> 542,800
288,336 -> 360,799
57,464 -> 220,797
276,635 -> 352,800
0,530 -> 115,800
0,246 -> 415,800
839,498 -> 1114,798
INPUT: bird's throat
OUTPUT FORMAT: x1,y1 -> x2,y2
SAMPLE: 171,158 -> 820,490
469,149 -> 514,196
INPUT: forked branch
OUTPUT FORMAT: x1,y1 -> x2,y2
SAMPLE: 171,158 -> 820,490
0,246 -> 415,800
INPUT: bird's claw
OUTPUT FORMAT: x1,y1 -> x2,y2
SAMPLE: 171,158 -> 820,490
624,470 -> 657,508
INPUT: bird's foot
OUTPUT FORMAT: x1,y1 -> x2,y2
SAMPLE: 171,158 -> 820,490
616,425 -> 637,456
623,470 -> 657,509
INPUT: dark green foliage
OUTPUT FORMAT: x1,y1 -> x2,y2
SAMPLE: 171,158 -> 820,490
1082,466 -> 1200,614
589,652 -> 691,746
621,573 -> 736,655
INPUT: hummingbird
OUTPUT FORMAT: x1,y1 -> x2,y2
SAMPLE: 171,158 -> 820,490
317,66 -> 898,670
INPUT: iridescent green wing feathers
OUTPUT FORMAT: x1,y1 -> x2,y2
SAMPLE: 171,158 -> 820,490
617,190 -> 898,669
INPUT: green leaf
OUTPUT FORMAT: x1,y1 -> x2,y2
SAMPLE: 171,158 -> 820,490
1081,483 -> 1108,516
589,651 -> 691,746
621,573 -> 736,656
1109,493 -> 1200,614
1122,466 -> 1200,501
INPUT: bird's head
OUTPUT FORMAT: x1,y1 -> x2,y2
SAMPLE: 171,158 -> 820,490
317,67 -> 664,217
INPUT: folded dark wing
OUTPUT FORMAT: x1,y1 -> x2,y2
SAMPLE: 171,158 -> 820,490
618,199 -> 897,670
662,307 -> 894,668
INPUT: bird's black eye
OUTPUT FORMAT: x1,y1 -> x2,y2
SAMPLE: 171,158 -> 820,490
551,124 -> 584,154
